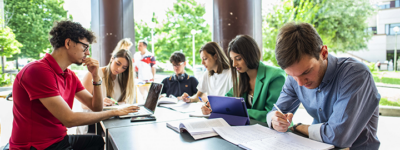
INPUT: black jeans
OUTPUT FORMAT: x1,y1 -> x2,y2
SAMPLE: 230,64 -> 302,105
30,135 -> 104,150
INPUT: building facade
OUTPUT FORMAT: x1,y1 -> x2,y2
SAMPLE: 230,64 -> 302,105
347,0 -> 400,70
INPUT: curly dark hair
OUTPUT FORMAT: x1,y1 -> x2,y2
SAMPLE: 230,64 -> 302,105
49,20 -> 96,49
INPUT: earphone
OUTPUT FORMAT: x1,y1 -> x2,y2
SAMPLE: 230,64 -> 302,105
173,73 -> 185,81
170,73 -> 187,95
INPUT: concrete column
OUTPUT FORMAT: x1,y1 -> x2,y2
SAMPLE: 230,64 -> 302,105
91,0 -> 135,66
213,0 -> 262,54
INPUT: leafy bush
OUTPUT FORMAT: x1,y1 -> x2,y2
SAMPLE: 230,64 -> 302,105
367,62 -> 376,72
0,68 -> 14,86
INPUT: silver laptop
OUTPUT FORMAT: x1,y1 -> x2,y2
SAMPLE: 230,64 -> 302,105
119,82 -> 163,118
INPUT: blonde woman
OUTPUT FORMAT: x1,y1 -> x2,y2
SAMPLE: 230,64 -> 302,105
114,38 -> 133,51
77,49 -> 135,134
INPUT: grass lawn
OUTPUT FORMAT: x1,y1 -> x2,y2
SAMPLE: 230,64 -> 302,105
372,71 -> 400,85
380,98 -> 400,107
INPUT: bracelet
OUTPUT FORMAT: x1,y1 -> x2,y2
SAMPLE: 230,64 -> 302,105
293,123 -> 302,132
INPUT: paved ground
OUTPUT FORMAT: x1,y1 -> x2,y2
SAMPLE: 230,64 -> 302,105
1,73 -> 400,149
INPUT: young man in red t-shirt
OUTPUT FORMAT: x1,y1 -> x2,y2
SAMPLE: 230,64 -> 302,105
10,21 -> 140,150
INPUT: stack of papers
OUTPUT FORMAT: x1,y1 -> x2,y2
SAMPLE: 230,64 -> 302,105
213,124 -> 334,150
157,97 -> 178,105
160,101 -> 203,112
167,118 -> 230,140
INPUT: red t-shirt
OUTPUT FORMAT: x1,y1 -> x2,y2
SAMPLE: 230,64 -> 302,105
10,53 -> 85,150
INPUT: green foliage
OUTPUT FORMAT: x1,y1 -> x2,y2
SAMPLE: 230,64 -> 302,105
4,0 -> 70,60
367,62 -> 376,72
0,26 -> 22,57
135,12 -> 159,46
0,67 -> 15,86
155,0 -> 212,65
380,98 -> 400,107
373,76 -> 400,85
263,0 -> 377,66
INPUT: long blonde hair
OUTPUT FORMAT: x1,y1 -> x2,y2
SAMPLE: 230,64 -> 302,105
104,49 -> 135,103
114,38 -> 133,52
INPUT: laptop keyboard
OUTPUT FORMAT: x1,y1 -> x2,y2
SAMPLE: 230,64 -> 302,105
130,106 -> 151,115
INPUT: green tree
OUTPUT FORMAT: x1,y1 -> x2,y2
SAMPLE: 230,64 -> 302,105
156,0 -> 211,65
263,0 -> 376,66
0,26 -> 22,57
4,0 -> 70,60
135,12 -> 159,52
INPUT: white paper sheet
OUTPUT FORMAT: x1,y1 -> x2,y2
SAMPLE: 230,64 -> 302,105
213,124 -> 334,150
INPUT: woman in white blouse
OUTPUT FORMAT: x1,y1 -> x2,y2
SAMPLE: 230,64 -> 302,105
182,42 -> 232,103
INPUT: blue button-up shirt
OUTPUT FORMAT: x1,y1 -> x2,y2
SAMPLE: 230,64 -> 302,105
267,54 -> 380,149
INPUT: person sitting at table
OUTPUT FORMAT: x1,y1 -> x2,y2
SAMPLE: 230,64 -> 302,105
200,35 -> 286,123
161,51 -> 198,99
9,20 -> 138,150
77,48 -> 136,134
268,22 -> 380,149
182,42 -> 233,102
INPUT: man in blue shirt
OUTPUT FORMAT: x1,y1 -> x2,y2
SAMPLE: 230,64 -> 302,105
161,52 -> 198,99
267,22 -> 380,149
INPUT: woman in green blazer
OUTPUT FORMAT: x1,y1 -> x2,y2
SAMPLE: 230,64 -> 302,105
205,35 -> 286,123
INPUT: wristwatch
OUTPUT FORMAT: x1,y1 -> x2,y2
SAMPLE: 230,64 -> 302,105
293,123 -> 302,132
93,79 -> 102,86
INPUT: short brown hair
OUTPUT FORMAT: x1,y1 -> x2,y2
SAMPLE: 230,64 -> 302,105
169,51 -> 186,64
275,22 -> 323,69
199,42 -> 230,76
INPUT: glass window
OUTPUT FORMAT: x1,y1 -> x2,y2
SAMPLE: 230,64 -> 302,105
386,24 -> 390,35
389,23 -> 400,35
396,0 -> 400,7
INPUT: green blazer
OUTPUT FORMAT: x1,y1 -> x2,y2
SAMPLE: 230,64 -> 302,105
226,62 -> 286,123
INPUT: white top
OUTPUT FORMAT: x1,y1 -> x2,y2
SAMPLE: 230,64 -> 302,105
134,50 -> 154,80
77,67 -> 122,134
98,67 -> 122,101
197,69 -> 233,96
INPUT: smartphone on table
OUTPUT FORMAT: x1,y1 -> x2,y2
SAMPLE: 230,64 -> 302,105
130,116 -> 156,122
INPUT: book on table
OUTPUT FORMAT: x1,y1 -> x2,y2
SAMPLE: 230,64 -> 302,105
213,124 -> 334,150
166,118 -> 230,140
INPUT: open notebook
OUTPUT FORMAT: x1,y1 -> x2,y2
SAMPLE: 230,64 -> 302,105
166,118 -> 230,140
213,124 -> 334,150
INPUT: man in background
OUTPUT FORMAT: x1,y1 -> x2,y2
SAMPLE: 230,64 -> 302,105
134,40 -> 156,82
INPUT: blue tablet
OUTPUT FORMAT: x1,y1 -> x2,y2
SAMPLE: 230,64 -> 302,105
208,96 -> 250,125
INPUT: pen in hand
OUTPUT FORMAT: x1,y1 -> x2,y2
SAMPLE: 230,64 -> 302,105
199,97 -> 210,109
273,104 -> 290,124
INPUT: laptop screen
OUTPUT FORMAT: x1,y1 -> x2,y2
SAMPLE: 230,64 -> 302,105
144,82 -> 163,112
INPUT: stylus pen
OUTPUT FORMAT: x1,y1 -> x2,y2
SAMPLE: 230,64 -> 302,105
273,104 -> 290,124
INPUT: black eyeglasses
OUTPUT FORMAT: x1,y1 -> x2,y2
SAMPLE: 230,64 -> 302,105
72,40 -> 89,52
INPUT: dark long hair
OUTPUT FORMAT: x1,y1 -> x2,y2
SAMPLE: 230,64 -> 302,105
104,49 -> 135,103
227,35 -> 261,97
199,42 -> 230,76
